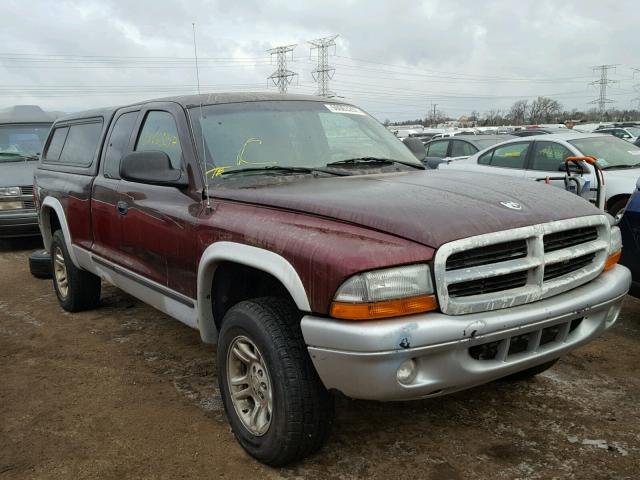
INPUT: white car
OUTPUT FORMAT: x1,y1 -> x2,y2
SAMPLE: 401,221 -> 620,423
594,126 -> 639,144
439,132 -> 640,217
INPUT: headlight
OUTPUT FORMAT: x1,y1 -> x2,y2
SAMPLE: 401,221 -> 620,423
604,226 -> 622,271
330,264 -> 438,320
0,201 -> 23,210
0,187 -> 21,196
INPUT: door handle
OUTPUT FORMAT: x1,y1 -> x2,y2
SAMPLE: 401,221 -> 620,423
116,200 -> 129,215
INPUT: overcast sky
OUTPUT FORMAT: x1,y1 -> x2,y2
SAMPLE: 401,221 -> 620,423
1,0 -> 639,121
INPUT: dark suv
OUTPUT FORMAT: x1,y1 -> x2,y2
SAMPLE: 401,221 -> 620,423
0,106 -> 57,238
34,93 -> 630,466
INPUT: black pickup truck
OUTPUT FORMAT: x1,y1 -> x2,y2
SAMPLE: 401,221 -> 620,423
34,93 -> 630,466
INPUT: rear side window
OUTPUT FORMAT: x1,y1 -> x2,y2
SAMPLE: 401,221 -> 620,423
488,143 -> 530,169
60,122 -> 103,166
103,112 -> 139,179
44,127 -> 69,162
450,140 -> 476,157
45,121 -> 103,166
426,140 -> 449,158
135,111 -> 182,169
478,143 -> 530,168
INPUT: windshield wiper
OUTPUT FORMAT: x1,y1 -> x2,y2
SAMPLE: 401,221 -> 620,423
326,157 -> 425,169
0,153 -> 39,161
219,165 -> 348,177
600,163 -> 640,170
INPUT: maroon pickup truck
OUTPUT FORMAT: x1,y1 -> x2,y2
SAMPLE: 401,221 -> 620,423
34,93 -> 630,466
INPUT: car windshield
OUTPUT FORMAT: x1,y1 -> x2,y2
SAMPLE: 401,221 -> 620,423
568,136 -> 640,169
625,126 -> 640,136
188,101 -> 421,181
0,123 -> 51,161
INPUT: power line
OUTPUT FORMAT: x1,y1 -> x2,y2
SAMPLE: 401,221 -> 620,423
308,35 -> 338,97
267,44 -> 298,94
589,64 -> 619,114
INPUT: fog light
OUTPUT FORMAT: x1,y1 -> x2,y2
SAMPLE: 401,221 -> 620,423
605,302 -> 622,326
397,358 -> 417,385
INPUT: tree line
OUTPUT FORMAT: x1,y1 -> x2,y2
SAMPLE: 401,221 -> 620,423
387,96 -> 640,127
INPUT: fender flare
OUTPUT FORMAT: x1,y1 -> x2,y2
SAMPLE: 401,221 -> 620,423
40,197 -> 80,268
197,241 -> 311,343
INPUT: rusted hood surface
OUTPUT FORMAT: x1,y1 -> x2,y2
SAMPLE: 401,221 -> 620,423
213,170 -> 602,248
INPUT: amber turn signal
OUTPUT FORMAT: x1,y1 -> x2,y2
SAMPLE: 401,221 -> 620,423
604,251 -> 621,272
330,294 -> 438,320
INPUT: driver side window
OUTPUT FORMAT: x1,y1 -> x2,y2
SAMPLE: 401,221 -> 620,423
135,111 -> 182,169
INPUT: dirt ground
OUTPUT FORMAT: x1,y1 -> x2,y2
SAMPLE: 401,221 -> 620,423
1,239 -> 639,480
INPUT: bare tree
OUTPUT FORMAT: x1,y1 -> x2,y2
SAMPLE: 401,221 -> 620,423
508,100 -> 528,125
528,96 -> 562,124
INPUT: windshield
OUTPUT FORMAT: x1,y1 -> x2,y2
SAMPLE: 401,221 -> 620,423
0,123 -> 51,161
568,136 -> 640,169
188,101 -> 421,181
625,126 -> 640,137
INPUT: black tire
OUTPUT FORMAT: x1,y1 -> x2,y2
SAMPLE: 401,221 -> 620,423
501,359 -> 558,382
607,197 -> 629,219
51,230 -> 101,312
217,297 -> 333,466
29,249 -> 52,279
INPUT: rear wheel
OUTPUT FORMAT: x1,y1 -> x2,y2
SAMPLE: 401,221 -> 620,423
51,230 -> 101,312
501,359 -> 558,382
217,297 -> 333,466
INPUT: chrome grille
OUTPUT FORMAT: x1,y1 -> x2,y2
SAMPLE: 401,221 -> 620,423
446,239 -> 527,270
543,226 -> 598,252
434,216 -> 610,315
448,270 -> 528,298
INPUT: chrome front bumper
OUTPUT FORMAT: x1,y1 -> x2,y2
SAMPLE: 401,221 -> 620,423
301,265 -> 631,401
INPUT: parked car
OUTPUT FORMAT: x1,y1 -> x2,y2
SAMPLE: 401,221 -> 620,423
511,127 -> 573,137
439,133 -> 640,217
619,177 -> 640,297
0,105 -> 58,238
423,135 -> 515,168
35,93 -> 630,466
595,126 -> 640,143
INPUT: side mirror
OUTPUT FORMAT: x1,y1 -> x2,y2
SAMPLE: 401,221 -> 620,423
402,137 -> 426,161
120,151 -> 188,188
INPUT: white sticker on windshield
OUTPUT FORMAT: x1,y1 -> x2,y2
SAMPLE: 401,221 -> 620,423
628,150 -> 640,155
325,104 -> 366,115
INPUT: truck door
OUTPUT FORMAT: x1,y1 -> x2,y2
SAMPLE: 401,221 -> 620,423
117,103 -> 200,298
91,108 -> 139,264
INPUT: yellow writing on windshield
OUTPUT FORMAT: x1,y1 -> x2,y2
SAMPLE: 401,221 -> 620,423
236,137 -> 276,166
139,131 -> 179,148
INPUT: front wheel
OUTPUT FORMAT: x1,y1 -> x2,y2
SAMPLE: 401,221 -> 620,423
217,297 -> 333,466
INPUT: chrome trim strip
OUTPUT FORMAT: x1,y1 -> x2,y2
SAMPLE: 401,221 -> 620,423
91,255 -> 195,308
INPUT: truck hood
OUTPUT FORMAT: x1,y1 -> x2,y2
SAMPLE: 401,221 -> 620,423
0,160 -> 37,187
213,170 -> 602,248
